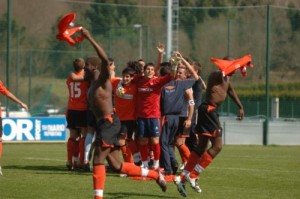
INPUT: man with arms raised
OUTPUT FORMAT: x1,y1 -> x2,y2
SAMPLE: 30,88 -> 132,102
174,55 -> 252,197
81,28 -> 167,199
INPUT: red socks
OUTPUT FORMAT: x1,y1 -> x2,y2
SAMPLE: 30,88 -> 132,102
139,144 -> 149,161
178,144 -> 191,164
152,143 -> 160,161
120,162 -> 158,180
67,138 -> 75,163
120,145 -> 133,163
127,140 -> 138,154
189,151 -> 213,178
79,137 -> 85,164
93,165 -> 106,199
198,151 -> 213,169
67,137 -> 79,167
184,151 -> 199,172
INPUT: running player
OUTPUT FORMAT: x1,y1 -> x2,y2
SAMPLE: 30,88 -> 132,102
80,28 -> 167,199
174,55 -> 251,197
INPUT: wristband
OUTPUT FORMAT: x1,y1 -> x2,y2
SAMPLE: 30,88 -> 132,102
188,100 -> 195,106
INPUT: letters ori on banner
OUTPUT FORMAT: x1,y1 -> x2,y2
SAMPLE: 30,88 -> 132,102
2,117 -> 67,142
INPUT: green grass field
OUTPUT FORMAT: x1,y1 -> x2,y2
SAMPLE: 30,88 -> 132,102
0,143 -> 299,199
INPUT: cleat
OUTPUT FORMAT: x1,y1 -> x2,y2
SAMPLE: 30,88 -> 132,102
156,171 -> 167,192
171,159 -> 179,175
66,161 -> 73,171
119,173 -> 127,177
180,162 -> 187,170
148,159 -> 154,169
0,166 -> 3,176
83,163 -> 91,172
185,174 -> 202,193
174,176 -> 187,197
134,160 -> 143,167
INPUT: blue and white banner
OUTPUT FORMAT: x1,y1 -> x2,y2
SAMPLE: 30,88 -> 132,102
2,117 -> 67,142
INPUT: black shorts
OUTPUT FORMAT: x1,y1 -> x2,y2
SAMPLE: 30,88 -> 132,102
195,103 -> 222,138
87,110 -> 97,129
66,110 -> 88,129
177,116 -> 191,137
95,114 -> 121,148
119,120 -> 137,140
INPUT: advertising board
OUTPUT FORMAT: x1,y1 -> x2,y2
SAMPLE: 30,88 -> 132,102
2,117 -> 67,142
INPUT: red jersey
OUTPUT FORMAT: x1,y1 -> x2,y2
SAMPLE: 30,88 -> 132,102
134,74 -> 172,118
0,81 -> 9,118
111,78 -> 137,121
66,70 -> 90,110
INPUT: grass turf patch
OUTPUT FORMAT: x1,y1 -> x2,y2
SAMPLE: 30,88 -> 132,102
0,143 -> 299,199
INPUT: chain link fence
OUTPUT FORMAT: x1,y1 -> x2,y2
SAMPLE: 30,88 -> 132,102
0,2 -> 299,118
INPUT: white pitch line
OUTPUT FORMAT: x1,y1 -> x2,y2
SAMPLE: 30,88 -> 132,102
24,157 -> 65,162
215,167 -> 300,174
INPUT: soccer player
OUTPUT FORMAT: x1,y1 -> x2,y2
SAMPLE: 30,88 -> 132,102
174,56 -> 250,197
111,67 -> 138,164
80,28 -> 167,199
160,62 -> 195,176
134,43 -> 175,170
65,58 -> 90,170
0,80 -> 29,176
176,53 -> 207,170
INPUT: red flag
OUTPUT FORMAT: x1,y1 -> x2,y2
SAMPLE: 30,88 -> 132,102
56,13 -> 84,46
211,54 -> 253,77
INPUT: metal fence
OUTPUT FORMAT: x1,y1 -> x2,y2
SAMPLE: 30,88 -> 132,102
0,2 -> 300,119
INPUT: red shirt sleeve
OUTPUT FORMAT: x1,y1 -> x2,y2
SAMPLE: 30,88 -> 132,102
0,81 -> 9,96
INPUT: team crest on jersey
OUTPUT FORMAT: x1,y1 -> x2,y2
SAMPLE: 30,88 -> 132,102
138,88 -> 153,92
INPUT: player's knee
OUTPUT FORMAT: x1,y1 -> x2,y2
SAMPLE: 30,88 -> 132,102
212,144 -> 222,154
193,146 -> 206,157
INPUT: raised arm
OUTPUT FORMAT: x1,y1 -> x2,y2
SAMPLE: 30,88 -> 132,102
81,28 -> 110,81
176,51 -> 207,90
176,51 -> 198,79
155,42 -> 165,75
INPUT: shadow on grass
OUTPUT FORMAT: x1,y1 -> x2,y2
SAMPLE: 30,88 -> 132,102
105,192 -> 176,199
3,165 -> 92,175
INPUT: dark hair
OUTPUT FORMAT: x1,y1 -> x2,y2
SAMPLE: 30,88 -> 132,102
122,67 -> 136,77
159,65 -> 171,76
126,61 -> 140,73
191,61 -> 202,75
86,56 -> 101,68
73,58 -> 85,72
160,61 -> 171,68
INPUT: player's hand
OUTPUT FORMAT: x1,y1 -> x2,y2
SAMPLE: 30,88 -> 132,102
175,51 -> 183,59
81,28 -> 91,39
21,103 -> 29,111
237,108 -> 244,120
157,42 -> 164,54
184,119 -> 192,128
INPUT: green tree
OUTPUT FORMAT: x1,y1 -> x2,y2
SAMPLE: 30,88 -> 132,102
85,0 -> 141,37
0,13 -> 26,50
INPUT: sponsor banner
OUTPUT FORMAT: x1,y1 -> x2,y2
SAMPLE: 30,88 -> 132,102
2,117 -> 67,142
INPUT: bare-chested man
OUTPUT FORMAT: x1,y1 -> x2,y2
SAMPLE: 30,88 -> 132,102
174,56 -> 248,197
81,28 -> 167,199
